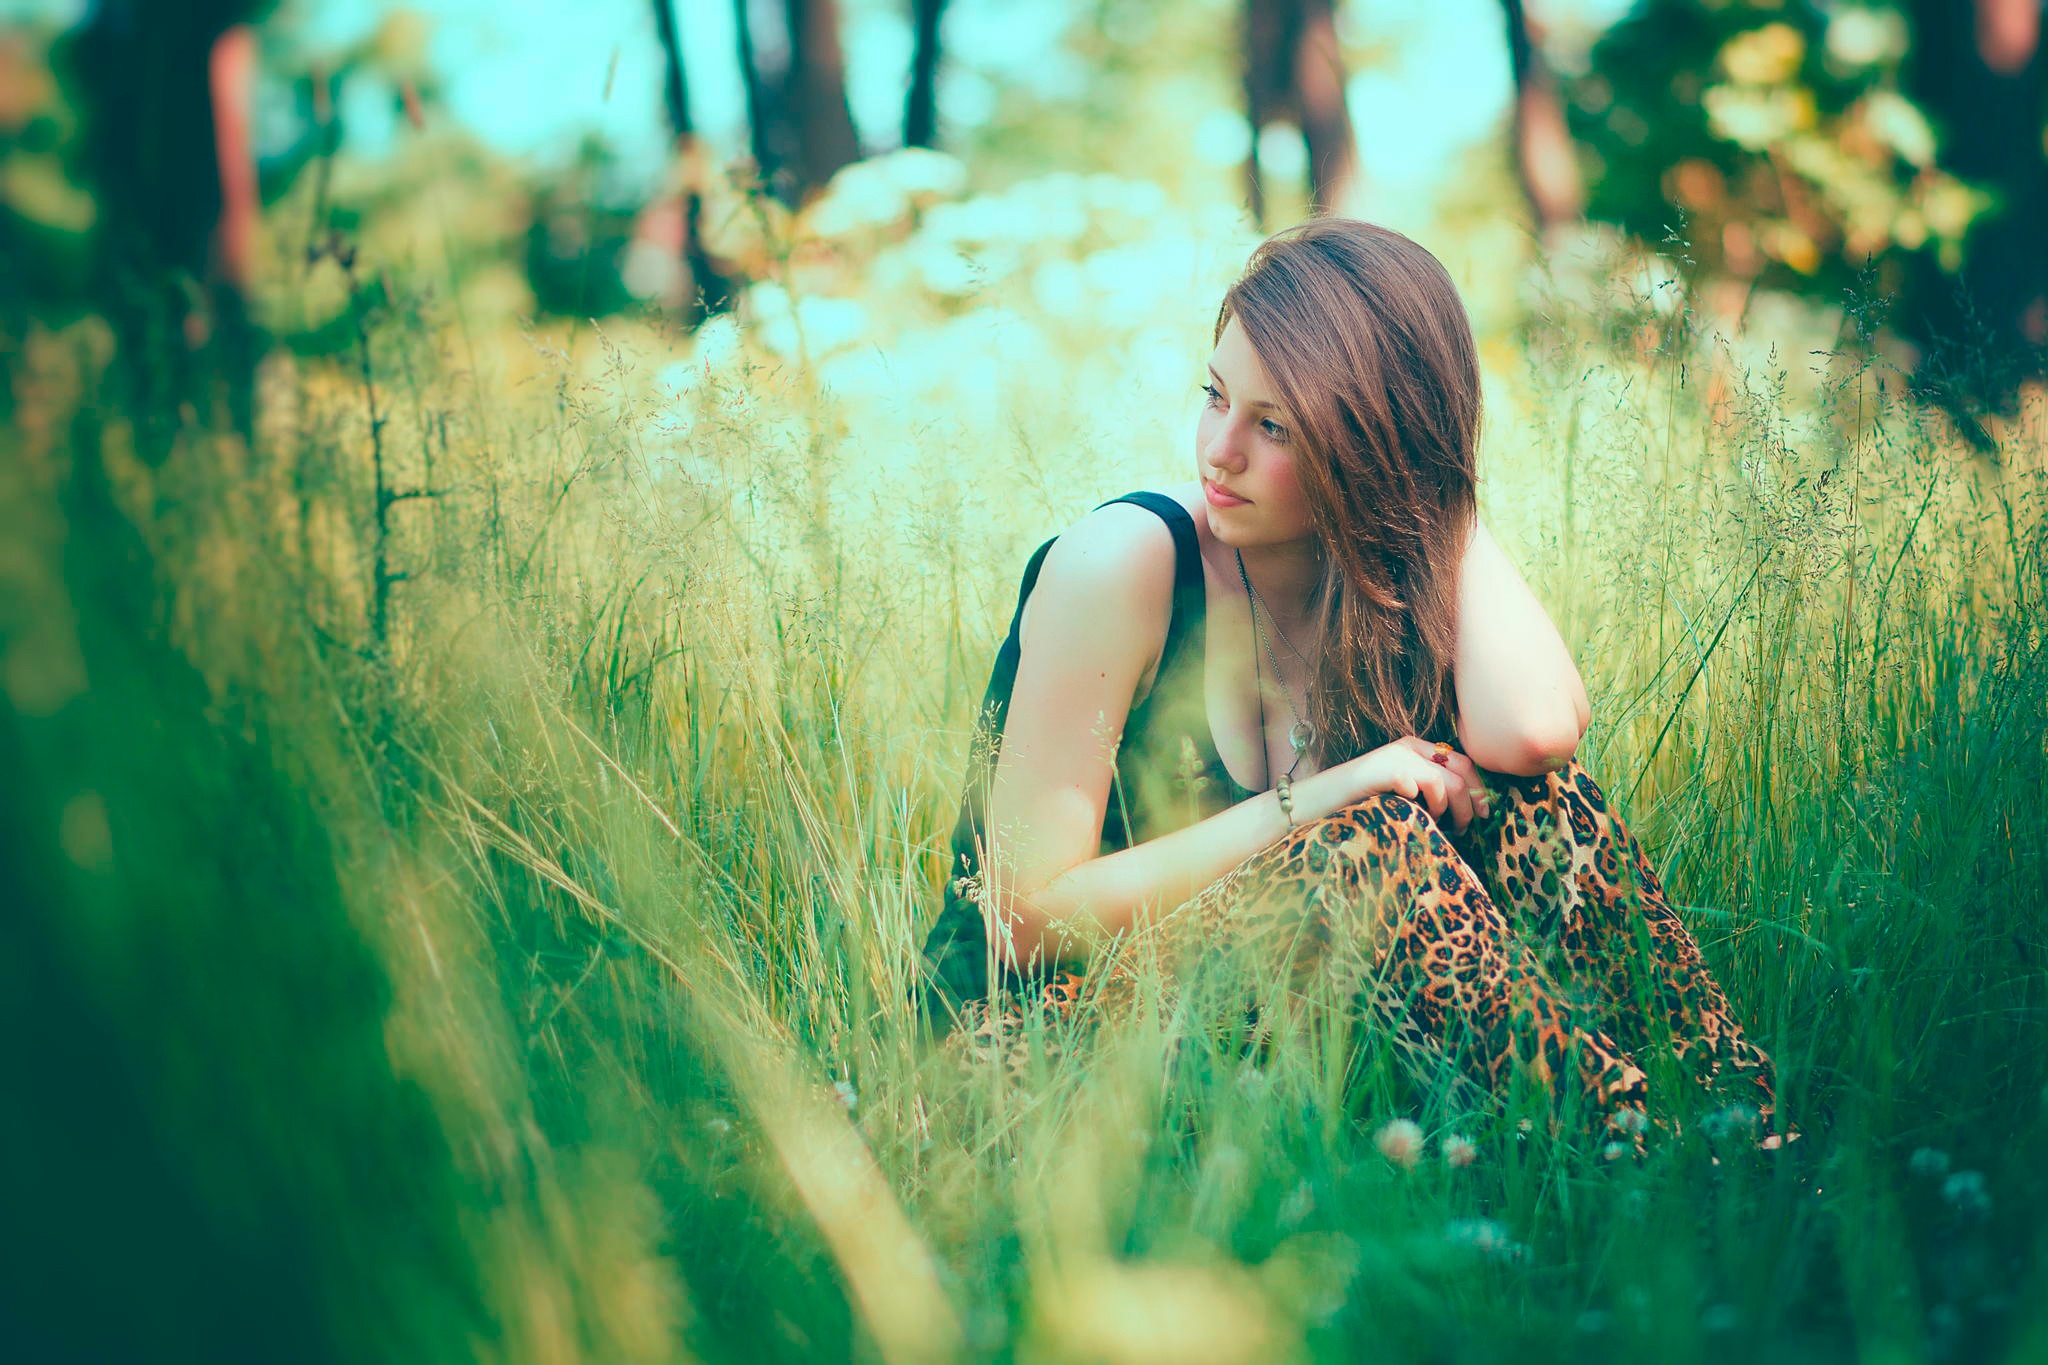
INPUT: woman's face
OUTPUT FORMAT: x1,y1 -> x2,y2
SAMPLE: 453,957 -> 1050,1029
1196,315 -> 1317,549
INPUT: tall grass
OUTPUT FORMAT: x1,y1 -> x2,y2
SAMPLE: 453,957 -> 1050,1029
4,189 -> 2045,1362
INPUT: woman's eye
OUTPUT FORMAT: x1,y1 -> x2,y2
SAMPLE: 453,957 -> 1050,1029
1202,384 -> 1286,440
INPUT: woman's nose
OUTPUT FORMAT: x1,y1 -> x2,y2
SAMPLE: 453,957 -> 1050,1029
1203,427 -> 1248,473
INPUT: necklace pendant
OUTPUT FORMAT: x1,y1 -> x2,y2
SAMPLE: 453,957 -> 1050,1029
1288,721 -> 1313,755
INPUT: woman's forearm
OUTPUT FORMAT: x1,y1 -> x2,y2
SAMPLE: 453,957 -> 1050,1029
983,764 -> 1364,975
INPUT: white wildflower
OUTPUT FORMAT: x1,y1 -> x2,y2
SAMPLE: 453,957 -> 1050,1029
1445,1217 -> 1527,1261
1940,1169 -> 1990,1221
1907,1146 -> 1951,1178
1374,1118 -> 1423,1170
1699,1102 -> 1761,1141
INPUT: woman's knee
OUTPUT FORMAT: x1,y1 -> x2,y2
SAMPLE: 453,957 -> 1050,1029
1300,791 -> 1475,920
1332,789 -> 1464,862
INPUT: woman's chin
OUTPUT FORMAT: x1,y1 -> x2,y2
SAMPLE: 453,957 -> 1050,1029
1210,511 -> 1277,543
1206,515 -> 1251,547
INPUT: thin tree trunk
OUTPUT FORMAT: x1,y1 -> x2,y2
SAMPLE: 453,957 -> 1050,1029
732,0 -> 778,197
650,0 -> 736,322
1241,0 -> 1293,228
64,0 -> 264,466
1241,0 -> 1360,223
652,0 -> 689,136
905,0 -> 945,148
209,26 -> 259,295
1502,0 -> 1584,233
1293,0 -> 1358,216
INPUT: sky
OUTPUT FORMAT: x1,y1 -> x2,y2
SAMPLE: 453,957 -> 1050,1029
7,0 -> 1636,206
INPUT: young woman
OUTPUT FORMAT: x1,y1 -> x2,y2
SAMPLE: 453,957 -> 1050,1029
916,218 -> 1796,1155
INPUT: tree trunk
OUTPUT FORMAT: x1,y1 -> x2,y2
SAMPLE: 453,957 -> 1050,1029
62,0 -> 266,466
733,0 -> 861,208
1502,0 -> 1584,234
650,0 -> 737,323
1241,0 -> 1360,224
731,0 -> 780,199
1293,0 -> 1358,216
1241,0 -> 1293,228
905,0 -> 946,148
783,0 -> 862,204
1899,0 -> 2047,447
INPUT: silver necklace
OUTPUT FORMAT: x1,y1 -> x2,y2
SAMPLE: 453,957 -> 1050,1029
1235,548 -> 1314,785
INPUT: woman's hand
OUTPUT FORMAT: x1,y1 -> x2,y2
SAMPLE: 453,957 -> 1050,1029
1325,735 -> 1492,835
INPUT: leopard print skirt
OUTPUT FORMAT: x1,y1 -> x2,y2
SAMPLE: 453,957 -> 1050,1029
935,756 -> 1798,1157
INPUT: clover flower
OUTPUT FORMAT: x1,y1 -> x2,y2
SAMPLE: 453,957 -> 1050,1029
1941,1169 -> 1991,1221
1699,1102 -> 1761,1141
1907,1146 -> 1951,1178
1611,1104 -> 1651,1135
1374,1118 -> 1423,1170
1445,1217 -> 1527,1261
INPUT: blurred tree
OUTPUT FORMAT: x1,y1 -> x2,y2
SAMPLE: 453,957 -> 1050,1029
1243,0 -> 1360,222
1503,0 -> 1585,236
725,0 -> 863,210
0,31 -> 98,339
1566,0 -> 2040,450
732,0 -> 773,191
905,0 -> 948,149
647,0 -> 739,323
54,0 -> 277,466
1897,0 -> 2047,434
525,135 -> 646,320
783,0 -> 863,199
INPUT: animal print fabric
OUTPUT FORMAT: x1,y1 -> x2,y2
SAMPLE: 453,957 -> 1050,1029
935,756 -> 1797,1157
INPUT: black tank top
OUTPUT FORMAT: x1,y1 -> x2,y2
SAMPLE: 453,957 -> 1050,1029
916,490 -> 1257,1025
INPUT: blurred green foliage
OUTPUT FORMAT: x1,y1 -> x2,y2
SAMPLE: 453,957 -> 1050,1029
1570,0 -> 1986,289
4,3 -> 2048,1360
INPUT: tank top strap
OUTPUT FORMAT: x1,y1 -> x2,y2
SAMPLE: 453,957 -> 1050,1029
964,491 -> 1199,779
1088,490 -> 1204,666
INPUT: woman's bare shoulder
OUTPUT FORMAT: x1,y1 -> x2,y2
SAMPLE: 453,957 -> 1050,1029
1050,483 -> 1199,561
1032,499 -> 1173,608
1015,487 -> 1192,655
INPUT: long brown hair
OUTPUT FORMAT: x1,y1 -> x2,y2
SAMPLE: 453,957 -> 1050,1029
1218,218 -> 1480,764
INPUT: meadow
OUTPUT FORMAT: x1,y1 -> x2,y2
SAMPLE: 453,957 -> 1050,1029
5,151 -> 2046,1363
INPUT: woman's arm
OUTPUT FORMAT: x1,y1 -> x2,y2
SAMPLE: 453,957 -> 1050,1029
1450,513 -> 1591,777
988,763 -> 1364,972
974,504 -> 1362,976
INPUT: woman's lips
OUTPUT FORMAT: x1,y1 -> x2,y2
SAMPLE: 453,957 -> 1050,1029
1205,480 -> 1250,507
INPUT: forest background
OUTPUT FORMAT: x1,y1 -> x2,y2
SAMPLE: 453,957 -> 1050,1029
2,1 -> 2046,1362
